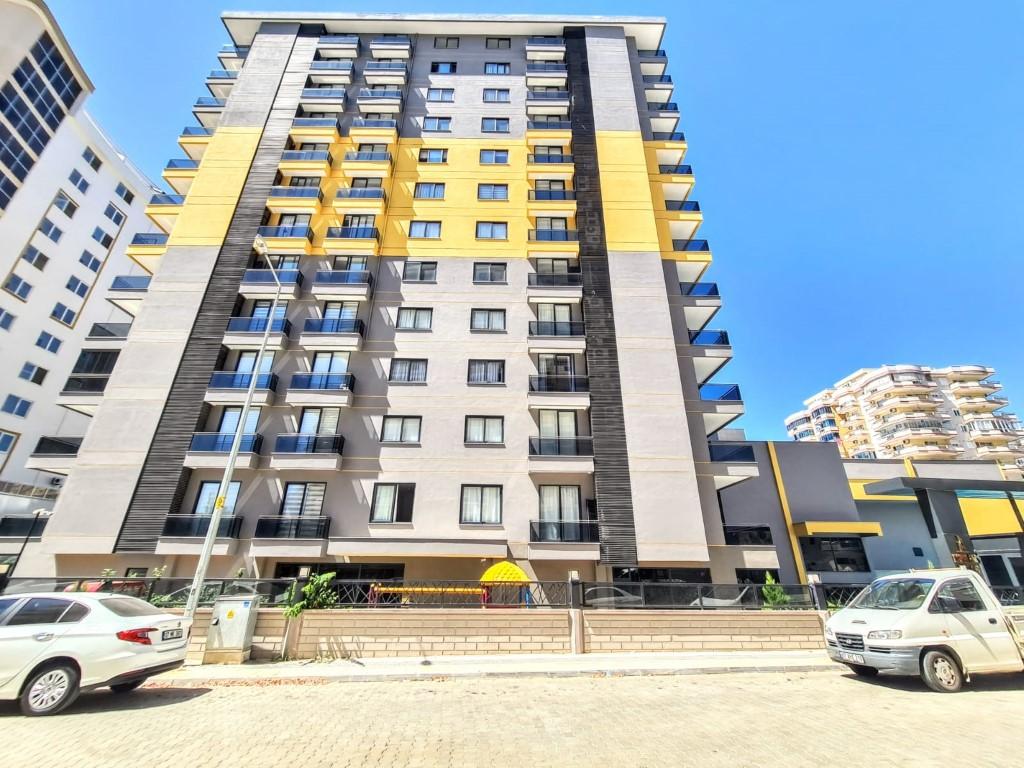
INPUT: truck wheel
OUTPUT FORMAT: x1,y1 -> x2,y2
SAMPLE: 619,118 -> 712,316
20,663 -> 81,716
846,664 -> 878,677
921,650 -> 963,692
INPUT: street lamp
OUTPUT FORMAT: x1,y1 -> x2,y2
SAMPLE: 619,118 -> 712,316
6,507 -> 53,582
184,237 -> 282,617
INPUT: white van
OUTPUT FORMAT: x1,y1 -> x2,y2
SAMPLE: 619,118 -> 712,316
824,568 -> 1024,692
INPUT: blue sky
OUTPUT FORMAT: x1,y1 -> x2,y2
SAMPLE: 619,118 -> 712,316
48,1 -> 1024,439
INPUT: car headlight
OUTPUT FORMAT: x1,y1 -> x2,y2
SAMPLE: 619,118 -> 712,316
824,625 -> 835,638
867,630 -> 902,640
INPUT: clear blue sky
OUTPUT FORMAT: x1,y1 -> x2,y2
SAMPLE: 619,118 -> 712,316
48,1 -> 1024,439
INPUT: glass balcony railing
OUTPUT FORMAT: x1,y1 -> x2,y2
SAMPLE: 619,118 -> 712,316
194,97 -> 226,107
708,443 -> 756,463
208,372 -> 278,390
343,151 -> 392,163
241,269 -> 303,287
301,88 -> 346,99
658,163 -> 692,174
649,102 -> 679,111
149,193 -> 185,205
371,35 -> 411,45
665,200 -> 700,211
529,190 -> 576,201
280,149 -> 332,163
527,36 -> 565,46
61,374 -> 109,395
162,515 -> 242,538
673,238 -> 710,251
530,519 -> 599,543
274,433 -> 345,455
313,270 -> 373,286
680,282 -> 720,296
290,372 -> 355,391
643,74 -> 673,84
527,62 -> 568,73
87,322 -> 132,339
529,436 -> 594,456
529,375 -> 589,393
699,383 -> 742,402
254,515 -> 330,539
351,118 -> 397,129
302,318 -> 366,335
527,90 -> 570,100
364,61 -> 407,72
31,436 -> 83,456
291,117 -> 341,129
318,34 -> 360,45
268,186 -> 323,201
188,432 -> 262,454
358,88 -> 402,99
207,69 -> 237,79
310,60 -> 353,71
165,158 -> 199,170
325,226 -> 380,240
638,49 -> 668,58
527,120 -> 572,130
225,317 -> 291,335
335,187 -> 386,200
528,272 -> 583,287
529,229 -> 579,242
528,153 -> 573,163
256,225 -> 313,241
181,126 -> 214,136
528,321 -> 585,337
723,525 -> 773,546
130,232 -> 168,246
653,131 -> 687,141
110,275 -> 151,291
689,329 -> 730,346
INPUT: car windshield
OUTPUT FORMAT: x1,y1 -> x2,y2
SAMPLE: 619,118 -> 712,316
849,578 -> 935,610
100,596 -> 166,617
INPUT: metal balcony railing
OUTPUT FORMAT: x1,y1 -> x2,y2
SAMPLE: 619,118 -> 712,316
268,186 -> 323,201
61,374 -> 109,395
529,375 -> 589,393
335,187 -> 386,200
273,433 -> 345,454
529,190 -> 576,201
689,329 -> 730,346
528,153 -> 573,163
302,317 -> 366,335
208,372 -> 278,390
313,270 -> 373,286
87,322 -> 132,339
529,436 -> 594,456
707,443 -> 756,462
528,272 -> 582,287
31,436 -> 83,456
225,317 -> 291,335
529,229 -> 579,242
281,149 -> 332,163
254,516 -> 330,539
110,275 -> 151,291
680,282 -> 719,296
290,372 -> 355,391
528,321 -> 585,336
699,383 -> 742,401
530,519 -> 599,543
325,226 -> 380,240
256,225 -> 313,241
188,433 -> 262,454
241,269 -> 303,286
149,193 -> 185,205
162,515 -> 243,538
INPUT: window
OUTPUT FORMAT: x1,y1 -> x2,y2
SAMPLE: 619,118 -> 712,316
69,168 -> 89,193
193,480 -> 241,514
281,482 -> 326,516
481,117 -> 510,133
91,227 -> 113,249
13,59 -> 63,130
431,62 -> 457,74
53,190 -> 77,217
483,88 -> 510,103
1,394 -> 31,417
381,416 -> 422,443
539,485 -> 583,526
468,359 -> 505,384
79,250 -> 101,272
0,309 -> 14,330
426,88 -> 454,102
485,62 -> 511,75
799,536 -> 870,573
20,244 -> 48,270
31,32 -> 83,107
1,82 -> 48,155
403,261 -> 437,283
476,222 -> 508,240
470,308 -> 506,331
38,216 -> 62,243
51,302 -> 76,325
0,430 -> 15,462
418,148 -> 447,163
3,274 -> 32,300
35,331 -> 61,353
423,116 -> 452,132
473,262 -> 507,282
410,220 -> 442,239
72,349 -> 119,375
465,416 -> 504,444
368,483 -> 416,523
396,307 -> 433,330
930,579 -> 987,613
18,362 -> 47,385
7,597 -> 76,626
66,275 -> 89,297
478,183 -> 509,201
0,172 -> 15,211
486,37 -> 511,49
413,182 -> 445,199
433,36 -> 459,49
389,358 -> 428,383
103,202 -> 125,226
115,181 -> 135,205
461,485 -> 502,524
82,146 -> 101,171
480,149 -> 509,165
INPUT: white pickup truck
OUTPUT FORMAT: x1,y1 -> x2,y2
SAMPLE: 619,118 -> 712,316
824,568 -> 1024,692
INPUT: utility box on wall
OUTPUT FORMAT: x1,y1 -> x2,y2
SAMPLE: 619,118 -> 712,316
203,595 -> 261,664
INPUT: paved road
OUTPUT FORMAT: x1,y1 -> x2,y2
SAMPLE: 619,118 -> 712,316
3,668 -> 1023,767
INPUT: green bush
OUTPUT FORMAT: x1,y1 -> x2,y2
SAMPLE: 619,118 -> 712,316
761,572 -> 791,608
284,572 -> 337,618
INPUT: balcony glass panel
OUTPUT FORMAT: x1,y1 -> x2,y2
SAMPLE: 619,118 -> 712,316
680,282 -> 719,296
665,200 -> 700,211
131,232 -> 169,246
280,150 -> 332,163
314,270 -> 373,285
335,187 -> 386,200
528,272 -> 582,287
310,60 -> 353,71
111,275 -> 151,291
301,88 -> 346,99
653,131 -> 686,141
343,151 -> 392,162
302,318 -> 365,335
689,329 -> 730,345
673,238 -> 710,251
273,434 -> 344,454
529,437 -> 594,456
529,229 -> 579,242
351,118 -> 397,129
529,190 -> 576,201
32,436 -> 82,456
225,317 -> 291,334
527,62 -> 568,72
161,515 -> 242,538
165,159 -> 198,169
290,372 -> 354,391
643,74 -> 673,83
208,372 -> 277,390
527,120 -> 572,130
658,163 -> 692,174
241,269 -> 303,286
528,153 -> 573,163
254,516 -> 330,539
268,186 -> 323,200
699,383 -> 742,401
530,520 -> 598,543
528,90 -> 570,100
181,126 -> 214,136
194,97 -> 226,107
256,225 -> 313,240
149,193 -> 185,205
87,322 -> 131,339
528,375 -> 589,393
325,226 -> 380,240
188,433 -> 262,453
528,321 -> 585,336
708,443 -> 756,462
61,374 -> 109,394
291,117 -> 340,129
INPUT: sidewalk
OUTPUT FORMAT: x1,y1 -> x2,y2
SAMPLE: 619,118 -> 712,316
156,649 -> 834,685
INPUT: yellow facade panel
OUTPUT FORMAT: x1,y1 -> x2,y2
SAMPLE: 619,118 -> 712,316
595,131 -> 660,252
959,498 -> 1024,537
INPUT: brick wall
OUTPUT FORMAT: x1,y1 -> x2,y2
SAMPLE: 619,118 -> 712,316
181,608 -> 288,662
583,610 -> 825,653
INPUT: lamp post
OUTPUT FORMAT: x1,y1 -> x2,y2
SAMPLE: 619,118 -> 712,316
6,507 -> 53,584
184,238 -> 281,617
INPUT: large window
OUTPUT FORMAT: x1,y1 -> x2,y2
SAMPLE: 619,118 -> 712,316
426,88 -> 454,102
418,148 -> 447,163
468,359 -> 505,384
475,222 -> 508,240
389,358 -> 428,383
413,182 -> 445,199
381,416 -> 421,444
799,536 -> 870,573
396,307 -> 432,330
481,117 -> 510,133
473,262 -> 507,282
409,220 -> 441,239
193,481 -> 241,514
461,485 -> 502,524
470,308 -> 505,331
478,183 -> 509,200
370,483 -> 415,523
403,261 -> 437,282
480,149 -> 509,165
465,416 -> 503,444
280,482 -> 326,516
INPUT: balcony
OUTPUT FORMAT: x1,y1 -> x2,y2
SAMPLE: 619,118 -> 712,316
178,125 -> 213,161
205,68 -> 237,98
24,436 -> 83,475
529,519 -> 599,543
270,433 -> 345,471
204,371 -> 278,407
285,372 -> 355,408
356,88 -> 403,113
145,193 -> 185,233
525,36 -> 566,60
125,231 -> 168,272
289,116 -> 341,144
56,374 -> 109,416
950,379 -> 1002,396
311,269 -> 373,301
529,229 -> 578,242
266,185 -> 322,215
528,320 -> 586,354
255,225 -> 314,255
643,74 -> 674,91
299,87 -> 346,112
527,188 -> 576,215
528,375 -> 590,410
528,436 -> 595,473
527,271 -> 583,303
0,514 -> 49,539
526,61 -> 568,87
192,96 -> 226,129
340,150 -> 392,178
106,275 -> 150,316
161,515 -> 243,538
317,34 -> 359,58
369,35 -> 411,58
217,44 -> 248,70
363,60 -> 407,85
527,119 -> 572,132
681,330 -> 733,385
653,131 -> 686,143
323,226 -> 380,256
254,515 -> 330,539
162,157 -> 199,194
689,329 -> 729,346
527,89 -> 570,115
279,149 -> 333,176
637,49 -> 668,76
706,442 -> 759,489
183,432 -> 262,470
299,317 -> 365,351
943,364 -> 995,382
349,117 -> 399,143
238,268 -> 303,300
675,282 -> 721,331
222,316 -> 291,350
333,186 -> 387,215
85,321 -> 131,348
309,59 -> 353,85
693,383 -> 745,435
528,227 -> 579,257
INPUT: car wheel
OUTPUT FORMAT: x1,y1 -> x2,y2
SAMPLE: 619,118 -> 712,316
110,679 -> 146,694
20,663 -> 81,716
921,649 -> 963,692
846,663 -> 879,677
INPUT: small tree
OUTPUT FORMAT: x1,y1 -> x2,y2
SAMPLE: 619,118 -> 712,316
761,571 -> 791,609
284,572 -> 338,618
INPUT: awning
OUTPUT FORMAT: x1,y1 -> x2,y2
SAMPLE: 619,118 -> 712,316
791,521 -> 883,537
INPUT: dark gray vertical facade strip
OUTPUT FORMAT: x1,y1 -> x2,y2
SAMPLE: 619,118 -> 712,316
115,26 -> 311,552
564,27 -> 638,567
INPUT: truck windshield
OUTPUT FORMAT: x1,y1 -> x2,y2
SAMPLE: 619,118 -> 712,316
849,578 -> 935,610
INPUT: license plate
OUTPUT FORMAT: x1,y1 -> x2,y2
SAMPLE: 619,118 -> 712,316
839,651 -> 865,664
161,628 -> 183,641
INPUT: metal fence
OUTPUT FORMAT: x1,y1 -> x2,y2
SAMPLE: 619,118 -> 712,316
580,582 -> 816,610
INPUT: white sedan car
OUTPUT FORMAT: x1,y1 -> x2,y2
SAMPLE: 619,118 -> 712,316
0,592 -> 191,716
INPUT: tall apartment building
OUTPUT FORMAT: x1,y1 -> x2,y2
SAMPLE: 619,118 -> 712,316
30,13 -> 764,584
785,364 -> 1024,476
0,0 -> 158,511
